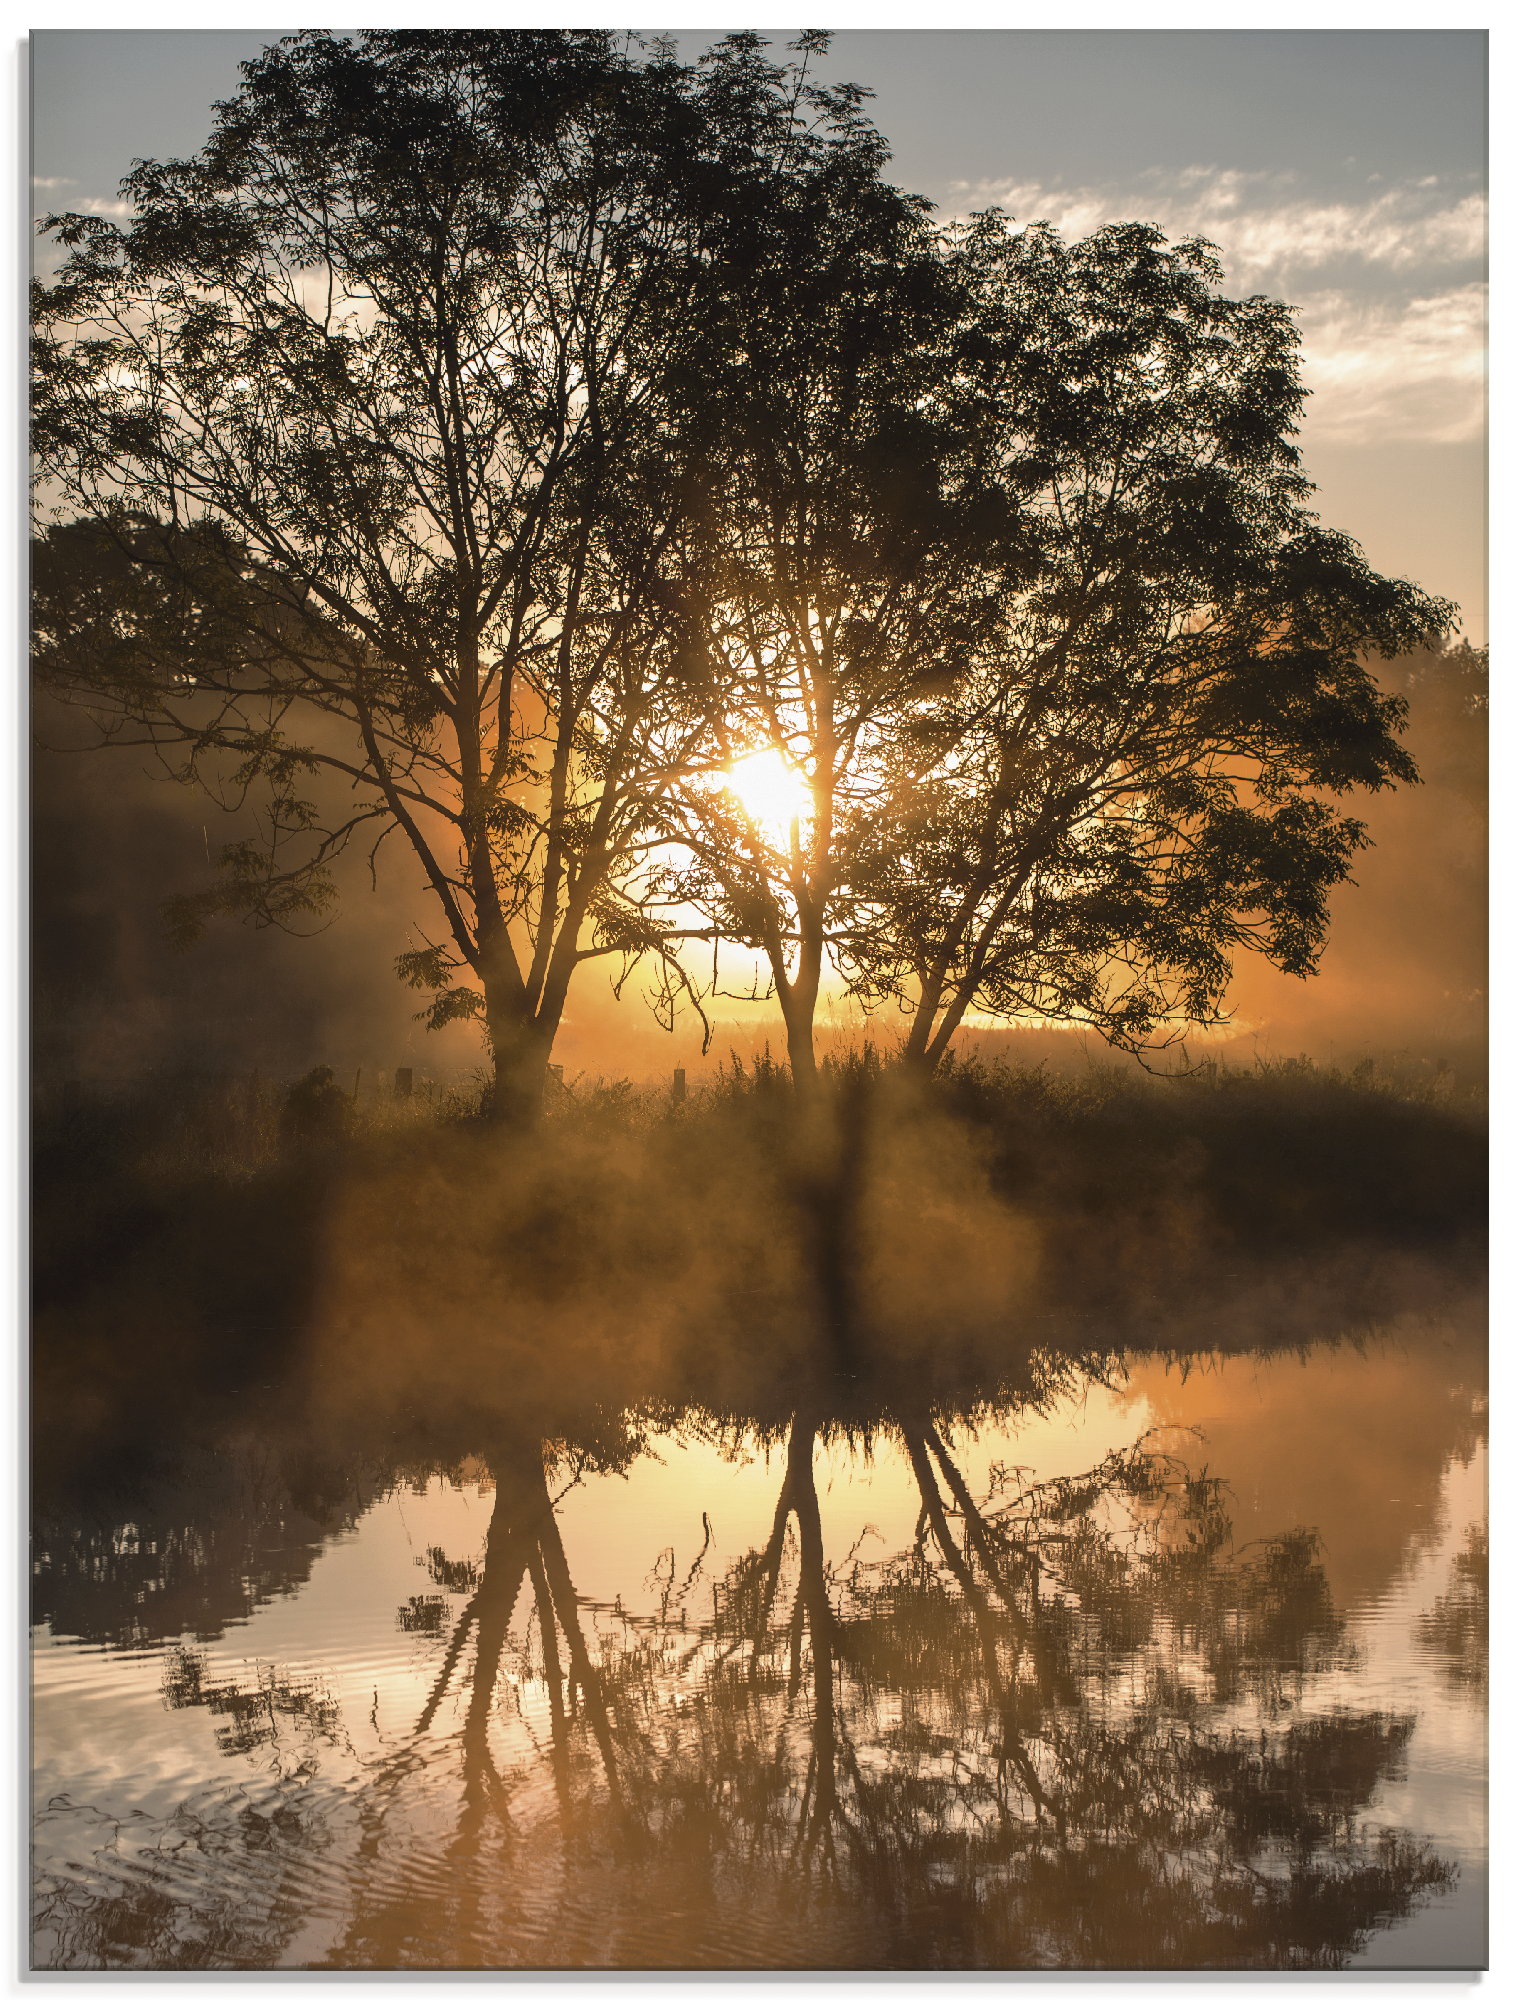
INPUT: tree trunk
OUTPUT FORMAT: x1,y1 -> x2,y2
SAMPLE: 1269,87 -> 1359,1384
778,963 -> 864,1376
778,903 -> 825,1098
781,985 -> 819,1097
481,977 -> 555,1126
489,1029 -> 552,1126
900,965 -> 946,1069
922,984 -> 977,1076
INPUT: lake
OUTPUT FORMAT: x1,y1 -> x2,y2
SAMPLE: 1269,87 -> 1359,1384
31,1296 -> 1486,1970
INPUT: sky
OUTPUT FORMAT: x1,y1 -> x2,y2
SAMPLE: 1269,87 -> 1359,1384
30,26 -> 1488,640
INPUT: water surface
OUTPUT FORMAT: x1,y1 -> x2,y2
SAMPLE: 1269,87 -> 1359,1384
32,1317 -> 1486,1970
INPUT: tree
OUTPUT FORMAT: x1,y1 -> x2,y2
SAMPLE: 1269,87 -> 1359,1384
648,145 -> 1016,1092
31,29 -> 904,1120
845,215 -> 1455,1071
34,39 -> 1458,1111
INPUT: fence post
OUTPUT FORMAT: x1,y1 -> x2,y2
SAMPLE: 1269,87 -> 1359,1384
673,1067 -> 687,1105
395,1067 -> 413,1100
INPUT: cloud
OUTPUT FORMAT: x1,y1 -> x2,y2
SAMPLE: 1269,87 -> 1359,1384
1296,284 -> 1486,445
33,190 -> 134,223
31,176 -> 76,190
945,167 -> 1486,448
949,167 -> 1485,289
1209,190 -> 1483,285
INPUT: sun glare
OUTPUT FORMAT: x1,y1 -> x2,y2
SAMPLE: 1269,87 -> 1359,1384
722,749 -> 815,839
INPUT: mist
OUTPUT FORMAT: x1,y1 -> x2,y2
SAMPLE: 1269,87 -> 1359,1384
33,642 -> 1487,1100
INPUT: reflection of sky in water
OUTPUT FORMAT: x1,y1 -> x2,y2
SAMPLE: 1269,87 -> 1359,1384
32,1331 -> 1485,1971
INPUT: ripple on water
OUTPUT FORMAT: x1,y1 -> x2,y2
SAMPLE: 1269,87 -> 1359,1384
32,1343 -> 1488,1971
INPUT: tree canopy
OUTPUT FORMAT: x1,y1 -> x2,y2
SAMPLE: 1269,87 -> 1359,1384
33,27 -> 922,1115
32,28 -> 1457,1107
845,216 -> 1455,1070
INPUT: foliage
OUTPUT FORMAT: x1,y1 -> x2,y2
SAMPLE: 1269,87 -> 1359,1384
643,118 -> 1000,1084
32,29 -> 920,1115
844,217 -> 1454,1068
32,32 -> 1459,1109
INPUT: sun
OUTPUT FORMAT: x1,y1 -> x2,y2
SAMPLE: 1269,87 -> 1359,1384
722,748 -> 815,840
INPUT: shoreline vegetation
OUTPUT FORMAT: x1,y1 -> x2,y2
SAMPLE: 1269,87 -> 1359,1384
34,1047 -> 1486,1496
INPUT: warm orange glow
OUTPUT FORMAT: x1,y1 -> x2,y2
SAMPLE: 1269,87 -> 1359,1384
722,748 -> 815,841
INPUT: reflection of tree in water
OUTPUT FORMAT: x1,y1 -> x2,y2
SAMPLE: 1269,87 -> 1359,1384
32,1786 -> 331,1971
33,1438 -> 385,1648
35,1409 -> 1456,1970
34,1641 -> 355,1968
317,1414 -> 1451,1969
162,1645 -> 348,1761
325,1435 -> 640,1968
1416,1523 -> 1487,1695
563,1413 -> 1447,1969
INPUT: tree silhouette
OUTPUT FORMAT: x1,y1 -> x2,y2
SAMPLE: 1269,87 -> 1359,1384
646,135 -> 1007,1089
33,37 -> 1455,1101
31,30 -> 923,1119
846,216 -> 1454,1069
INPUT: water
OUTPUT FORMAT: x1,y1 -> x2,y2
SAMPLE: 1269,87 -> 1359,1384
31,1318 -> 1485,1970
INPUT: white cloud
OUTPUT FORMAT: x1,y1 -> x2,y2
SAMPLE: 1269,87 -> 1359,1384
951,168 -> 1486,289
1296,283 -> 1487,446
31,176 -> 76,190
945,167 -> 1486,448
1217,189 -> 1484,283
34,190 -> 134,224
